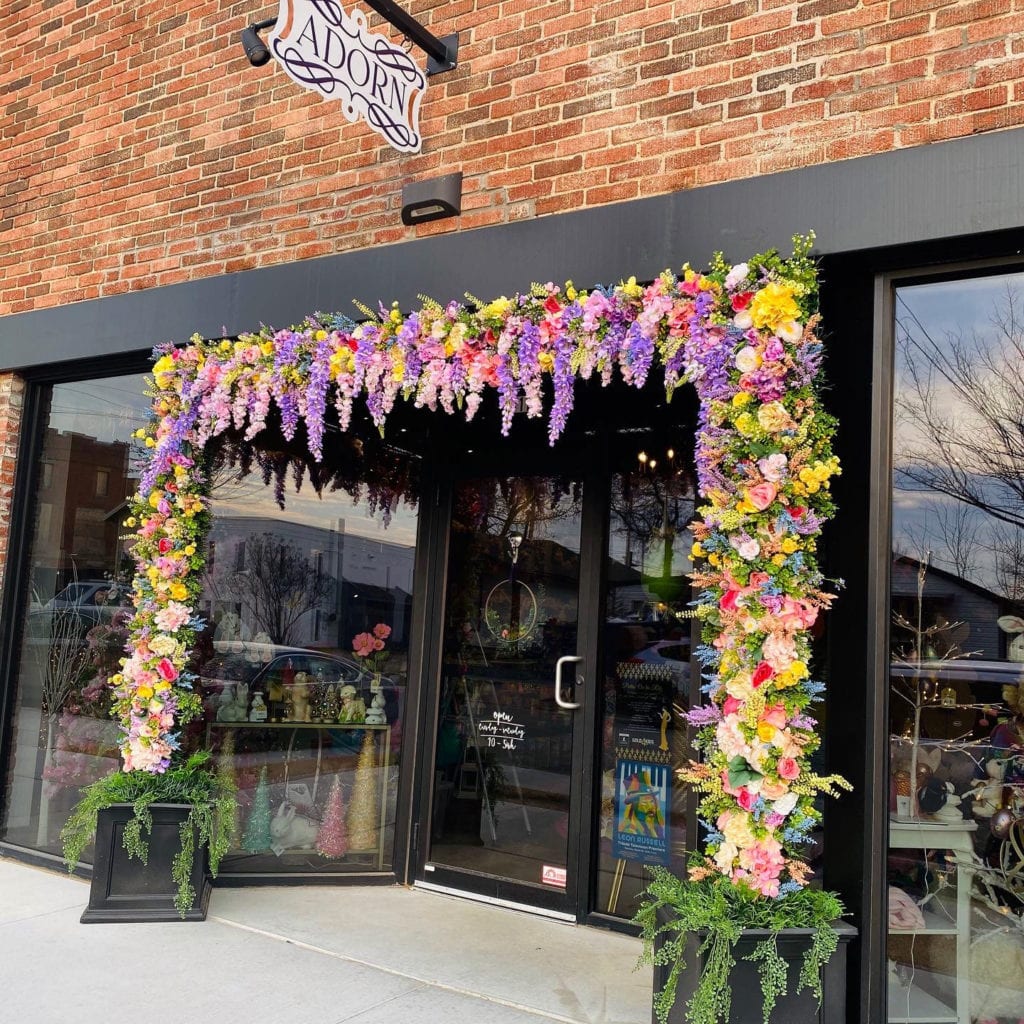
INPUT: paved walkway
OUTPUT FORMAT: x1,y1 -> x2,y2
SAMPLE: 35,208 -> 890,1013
0,858 -> 651,1024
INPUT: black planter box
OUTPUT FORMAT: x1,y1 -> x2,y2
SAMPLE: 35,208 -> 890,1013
81,803 -> 211,923
653,920 -> 857,1024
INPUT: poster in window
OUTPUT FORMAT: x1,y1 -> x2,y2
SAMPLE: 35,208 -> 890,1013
612,758 -> 670,866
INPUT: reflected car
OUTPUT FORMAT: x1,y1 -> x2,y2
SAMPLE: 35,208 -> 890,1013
631,639 -> 692,691
198,642 -> 392,718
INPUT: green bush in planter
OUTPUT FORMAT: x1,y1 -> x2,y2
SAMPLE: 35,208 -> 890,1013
62,750 -> 236,917
635,866 -> 844,1024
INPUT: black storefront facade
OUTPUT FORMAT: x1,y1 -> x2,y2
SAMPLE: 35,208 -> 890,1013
3,130 -> 1024,1024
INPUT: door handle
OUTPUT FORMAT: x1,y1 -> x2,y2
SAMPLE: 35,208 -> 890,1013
555,655 -> 583,709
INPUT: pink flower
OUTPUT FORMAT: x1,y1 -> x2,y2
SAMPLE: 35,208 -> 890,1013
154,601 -> 191,632
158,537 -> 173,554
155,658 -> 178,682
746,482 -> 777,511
752,662 -> 774,688
722,695 -> 743,716
352,632 -> 376,658
778,757 -> 800,780
760,703 -> 788,730
737,787 -> 756,811
372,623 -> 392,640
373,638 -> 385,651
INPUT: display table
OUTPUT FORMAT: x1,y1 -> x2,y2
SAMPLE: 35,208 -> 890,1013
208,721 -> 392,869
887,817 -> 977,1024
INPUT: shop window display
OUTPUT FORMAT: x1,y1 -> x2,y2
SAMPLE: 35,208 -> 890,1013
887,270 -> 1024,1024
188,426 -> 420,874
1,374 -> 150,859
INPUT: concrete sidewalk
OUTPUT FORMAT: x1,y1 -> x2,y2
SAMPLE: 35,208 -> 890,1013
0,858 -> 651,1024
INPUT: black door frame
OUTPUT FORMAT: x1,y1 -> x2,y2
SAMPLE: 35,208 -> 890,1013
406,430 -> 609,919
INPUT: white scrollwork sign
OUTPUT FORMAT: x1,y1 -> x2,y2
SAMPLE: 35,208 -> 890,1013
269,0 -> 426,153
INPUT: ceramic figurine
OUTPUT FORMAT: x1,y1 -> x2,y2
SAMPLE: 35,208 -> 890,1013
970,759 -> 1006,818
364,690 -> 386,725
269,801 -> 320,855
217,682 -> 249,722
248,692 -> 268,723
337,684 -> 366,724
291,671 -> 311,722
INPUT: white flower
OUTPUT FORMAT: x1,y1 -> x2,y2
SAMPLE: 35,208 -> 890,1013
733,310 -> 754,330
758,453 -> 788,482
735,346 -> 761,373
772,792 -> 798,816
724,262 -> 749,291
777,320 -> 803,343
730,536 -> 759,560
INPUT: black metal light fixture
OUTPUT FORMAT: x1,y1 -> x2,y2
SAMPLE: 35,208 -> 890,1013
240,17 -> 276,67
240,3 -> 457,75
401,172 -> 462,225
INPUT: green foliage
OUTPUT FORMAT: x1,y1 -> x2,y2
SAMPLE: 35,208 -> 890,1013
61,751 -> 237,917
635,867 -> 844,1024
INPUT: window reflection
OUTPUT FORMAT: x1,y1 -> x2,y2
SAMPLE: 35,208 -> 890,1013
888,269 -> 1024,1023
2,375 -> 149,858
597,453 -> 696,918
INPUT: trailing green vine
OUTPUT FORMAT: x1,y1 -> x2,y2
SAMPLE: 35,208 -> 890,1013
635,865 -> 844,1024
61,751 -> 236,917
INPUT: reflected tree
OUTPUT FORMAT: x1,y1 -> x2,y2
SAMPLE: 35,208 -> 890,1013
230,532 -> 335,645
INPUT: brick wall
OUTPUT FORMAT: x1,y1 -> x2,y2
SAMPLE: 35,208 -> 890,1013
2,0 -> 1023,315
0,375 -> 25,596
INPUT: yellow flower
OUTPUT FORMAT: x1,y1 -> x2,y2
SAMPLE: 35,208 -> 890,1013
145,437 -> 156,448
734,412 -> 758,436
781,537 -> 799,554
691,542 -> 705,559
153,680 -> 171,692
218,340 -> 232,352
708,552 -> 721,567
136,684 -> 154,700
788,660 -> 809,679
750,281 -> 800,331
392,358 -> 405,382
539,351 -> 555,372
621,276 -> 643,299
170,582 -> 188,601
148,491 -> 163,508
757,722 -> 777,743
565,282 -> 577,301
772,553 -> 786,566
389,305 -> 403,325
481,296 -> 512,321
774,671 -> 798,689
314,329 -> 328,342
757,402 -> 792,433
732,392 -> 752,408
184,544 -> 196,556
260,340 -> 274,356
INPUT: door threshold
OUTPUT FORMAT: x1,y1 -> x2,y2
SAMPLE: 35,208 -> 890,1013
414,879 -> 577,923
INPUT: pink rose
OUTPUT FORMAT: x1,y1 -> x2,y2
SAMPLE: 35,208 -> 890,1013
760,703 -> 787,730
746,482 -> 778,511
737,788 -> 756,811
752,662 -> 774,688
722,696 -> 743,716
778,757 -> 800,780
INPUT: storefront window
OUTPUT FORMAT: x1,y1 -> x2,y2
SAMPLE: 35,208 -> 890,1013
887,269 -> 1024,1022
188,426 -> 420,874
1,374 -> 150,859
597,455 -> 696,918
1,376 -> 419,876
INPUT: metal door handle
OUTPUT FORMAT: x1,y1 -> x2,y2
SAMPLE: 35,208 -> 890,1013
555,655 -> 583,709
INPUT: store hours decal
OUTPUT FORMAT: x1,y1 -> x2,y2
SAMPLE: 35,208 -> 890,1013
477,710 -> 527,752
269,0 -> 426,153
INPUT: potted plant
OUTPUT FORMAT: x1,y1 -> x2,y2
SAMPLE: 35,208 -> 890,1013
61,429 -> 236,922
633,241 -> 854,1023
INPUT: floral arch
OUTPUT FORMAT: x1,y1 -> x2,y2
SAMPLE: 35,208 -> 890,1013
113,233 -> 848,916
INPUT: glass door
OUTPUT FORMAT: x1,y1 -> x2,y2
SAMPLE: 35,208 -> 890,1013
423,475 -> 587,914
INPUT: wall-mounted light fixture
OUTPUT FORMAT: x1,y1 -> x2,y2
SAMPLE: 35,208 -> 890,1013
240,3 -> 457,74
240,17 -> 276,66
401,172 -> 462,226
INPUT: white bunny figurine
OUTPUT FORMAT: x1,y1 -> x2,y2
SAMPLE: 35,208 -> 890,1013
997,615 -> 1024,662
364,690 -> 387,725
269,801 -> 320,856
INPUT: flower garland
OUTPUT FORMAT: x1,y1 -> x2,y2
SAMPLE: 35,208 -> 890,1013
112,233 -> 846,906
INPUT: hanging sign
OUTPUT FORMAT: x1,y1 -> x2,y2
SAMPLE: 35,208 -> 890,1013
269,0 -> 427,153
